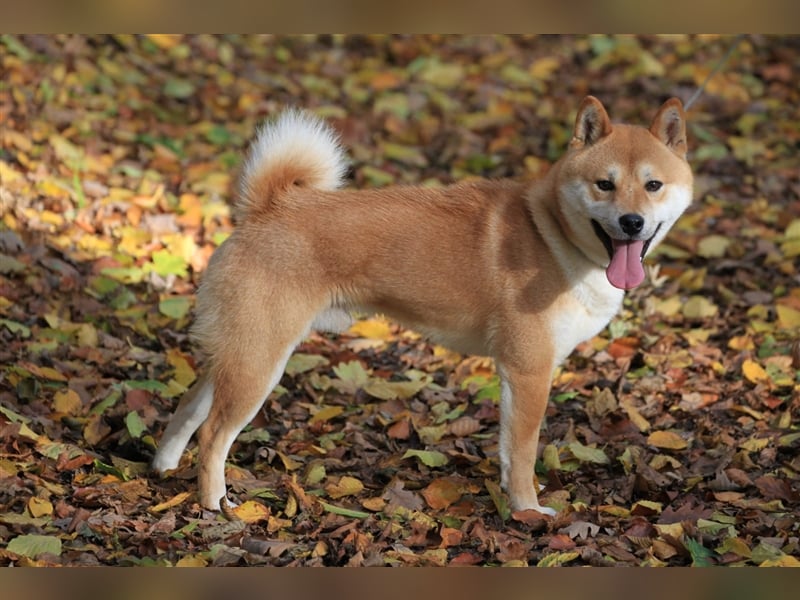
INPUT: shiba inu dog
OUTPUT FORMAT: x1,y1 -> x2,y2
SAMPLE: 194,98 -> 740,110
152,96 -> 693,516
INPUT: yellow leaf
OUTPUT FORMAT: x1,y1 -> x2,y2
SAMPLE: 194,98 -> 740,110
325,475 -> 364,499
53,389 -> 82,416
654,296 -> 682,317
776,304 -> 800,330
632,500 -> 663,514
163,233 -> 198,263
231,500 -> 270,523
361,497 -> 386,512
647,430 -> 688,450
728,335 -> 755,351
537,551 -> 580,567
760,555 -> 800,567
308,405 -> 344,425
28,497 -> 53,518
165,348 -> 197,388
739,436 -> 770,453
23,363 -> 67,382
150,491 -> 192,513
0,161 -> 23,183
37,180 -> 71,201
76,323 -> 99,348
146,34 -> 183,49
785,218 -> 800,239
175,555 -> 208,567
654,522 -> 684,537
528,56 -> 561,80
619,397 -> 650,432
276,451 -> 302,471
348,317 -> 393,340
682,295 -> 718,319
697,234 -> 731,258
742,359 -> 769,384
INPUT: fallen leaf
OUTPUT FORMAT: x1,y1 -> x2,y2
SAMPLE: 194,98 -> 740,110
421,478 -> 463,510
647,430 -> 689,451
231,500 -> 270,523
568,441 -> 610,464
7,534 -> 62,558
402,449 -> 449,468
742,359 -> 769,384
325,476 -> 364,499
27,497 -> 53,518
151,492 -> 192,513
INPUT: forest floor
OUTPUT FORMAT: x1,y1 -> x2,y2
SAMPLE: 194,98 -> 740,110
0,34 -> 798,566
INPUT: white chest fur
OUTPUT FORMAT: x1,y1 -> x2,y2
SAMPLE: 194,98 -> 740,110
548,269 -> 624,365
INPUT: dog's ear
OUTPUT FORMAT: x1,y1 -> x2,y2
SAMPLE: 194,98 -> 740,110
570,96 -> 612,149
650,98 -> 687,157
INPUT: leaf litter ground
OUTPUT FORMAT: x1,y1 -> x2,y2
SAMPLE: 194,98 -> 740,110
0,35 -> 799,567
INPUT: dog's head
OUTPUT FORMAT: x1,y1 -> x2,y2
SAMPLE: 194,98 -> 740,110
555,96 -> 694,290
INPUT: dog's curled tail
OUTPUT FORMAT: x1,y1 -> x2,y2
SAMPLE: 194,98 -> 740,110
235,109 -> 348,220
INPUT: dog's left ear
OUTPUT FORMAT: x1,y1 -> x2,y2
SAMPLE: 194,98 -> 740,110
570,96 -> 612,149
650,98 -> 687,157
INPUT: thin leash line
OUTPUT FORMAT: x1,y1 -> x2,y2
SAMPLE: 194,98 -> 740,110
684,34 -> 747,110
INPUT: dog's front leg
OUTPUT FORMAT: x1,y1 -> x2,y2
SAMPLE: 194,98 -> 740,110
498,364 -> 557,516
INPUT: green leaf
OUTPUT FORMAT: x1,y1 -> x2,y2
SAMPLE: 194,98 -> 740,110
7,534 -> 62,558
0,318 -> 31,338
685,537 -> 715,567
163,78 -> 196,98
382,142 -> 428,167
568,441 -> 610,464
484,478 -> 511,521
148,250 -> 189,278
551,391 -> 579,404
125,411 -> 146,439
318,501 -> 370,519
101,266 -> 144,284
332,360 -> 370,388
205,125 -> 232,145
0,403 -> 30,424
93,458 -> 130,481
0,254 -> 25,274
236,428 -> 271,443
0,34 -> 34,60
124,379 -> 169,394
158,296 -> 192,320
402,449 -> 449,468
90,388 -> 123,416
285,353 -> 329,377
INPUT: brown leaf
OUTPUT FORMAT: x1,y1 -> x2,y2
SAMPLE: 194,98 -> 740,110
754,476 -> 799,502
382,480 -> 423,512
387,418 -> 411,440
548,534 -> 576,550
421,477 -> 462,510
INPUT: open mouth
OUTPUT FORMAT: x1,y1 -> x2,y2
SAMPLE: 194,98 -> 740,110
591,220 -> 662,290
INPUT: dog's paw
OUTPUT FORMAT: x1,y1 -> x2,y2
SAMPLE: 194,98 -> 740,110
534,505 -> 558,517
150,453 -> 179,474
514,502 -> 558,517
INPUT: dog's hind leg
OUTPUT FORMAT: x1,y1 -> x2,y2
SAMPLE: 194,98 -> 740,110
152,374 -> 214,472
194,307 -> 316,510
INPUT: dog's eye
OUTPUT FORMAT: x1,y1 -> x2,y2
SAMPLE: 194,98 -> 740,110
595,180 -> 615,192
645,180 -> 663,192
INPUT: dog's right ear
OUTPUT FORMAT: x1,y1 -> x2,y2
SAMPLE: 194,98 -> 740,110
570,96 -> 612,149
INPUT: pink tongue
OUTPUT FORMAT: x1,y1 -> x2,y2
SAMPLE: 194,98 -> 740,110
606,239 -> 646,290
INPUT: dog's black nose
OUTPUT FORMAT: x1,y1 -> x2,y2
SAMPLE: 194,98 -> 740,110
619,213 -> 644,236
